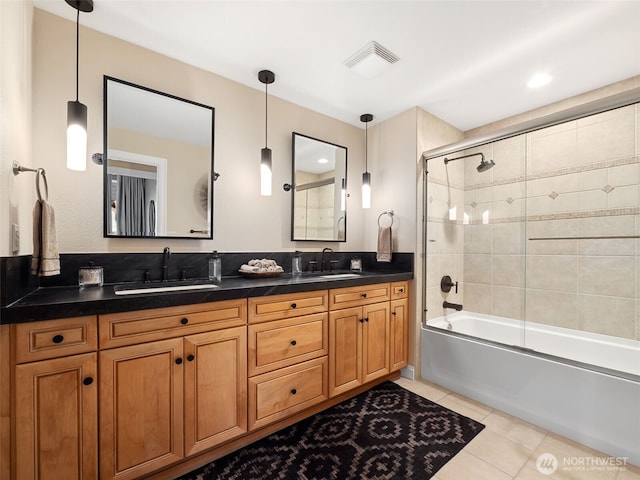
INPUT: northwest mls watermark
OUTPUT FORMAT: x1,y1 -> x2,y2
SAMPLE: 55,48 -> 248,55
536,453 -> 630,475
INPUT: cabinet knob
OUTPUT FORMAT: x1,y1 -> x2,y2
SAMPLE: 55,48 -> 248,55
175,357 -> 183,365
83,377 -> 94,386
361,293 -> 367,298
52,334 -> 64,344
291,303 -> 297,309
391,311 -> 397,316
187,354 -> 195,362
290,389 -> 297,395
359,318 -> 365,323
399,288 -> 404,293
180,317 -> 189,325
290,340 -> 297,346
364,317 -> 369,322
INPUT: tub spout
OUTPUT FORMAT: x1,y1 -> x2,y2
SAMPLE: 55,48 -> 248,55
443,301 -> 463,311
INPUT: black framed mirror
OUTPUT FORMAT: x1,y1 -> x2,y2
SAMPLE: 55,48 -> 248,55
103,76 -> 215,238
291,132 -> 347,242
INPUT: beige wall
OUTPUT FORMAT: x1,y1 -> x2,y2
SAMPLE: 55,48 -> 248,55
26,9 -> 367,254
1,1 -> 34,257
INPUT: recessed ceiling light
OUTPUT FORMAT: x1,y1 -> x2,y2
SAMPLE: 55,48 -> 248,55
318,158 -> 329,164
527,73 -> 552,88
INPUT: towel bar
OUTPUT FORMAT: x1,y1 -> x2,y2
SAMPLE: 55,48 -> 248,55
13,161 -> 48,201
378,210 -> 394,227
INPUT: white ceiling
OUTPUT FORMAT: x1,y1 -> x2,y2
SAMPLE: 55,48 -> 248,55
34,0 -> 640,131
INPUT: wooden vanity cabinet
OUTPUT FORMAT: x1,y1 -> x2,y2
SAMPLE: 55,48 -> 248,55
328,281 -> 409,398
390,281 -> 409,371
329,301 -> 390,397
98,300 -> 247,480
12,316 -> 99,480
247,291 -> 329,430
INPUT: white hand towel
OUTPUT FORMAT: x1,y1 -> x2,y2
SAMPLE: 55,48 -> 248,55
31,199 -> 60,276
376,226 -> 392,263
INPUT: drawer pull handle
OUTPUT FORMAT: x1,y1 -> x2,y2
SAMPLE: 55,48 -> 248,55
52,334 -> 64,344
361,293 -> 367,298
290,340 -> 297,346
187,354 -> 195,362
180,318 -> 189,325
175,357 -> 183,365
291,389 -> 297,395
291,303 -> 297,309
399,288 -> 404,293
83,377 -> 94,386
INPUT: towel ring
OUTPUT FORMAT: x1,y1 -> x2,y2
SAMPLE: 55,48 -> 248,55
36,169 -> 48,202
378,210 -> 394,228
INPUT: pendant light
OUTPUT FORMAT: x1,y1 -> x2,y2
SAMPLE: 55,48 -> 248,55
65,0 -> 93,171
360,114 -> 373,209
258,70 -> 275,196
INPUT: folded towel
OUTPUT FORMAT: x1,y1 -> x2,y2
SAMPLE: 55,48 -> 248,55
241,262 -> 283,273
31,199 -> 60,276
376,225 -> 392,263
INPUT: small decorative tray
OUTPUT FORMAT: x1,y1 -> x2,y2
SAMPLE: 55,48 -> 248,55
238,270 -> 284,279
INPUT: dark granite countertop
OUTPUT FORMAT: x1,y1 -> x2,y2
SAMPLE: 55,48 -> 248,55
1,270 -> 413,324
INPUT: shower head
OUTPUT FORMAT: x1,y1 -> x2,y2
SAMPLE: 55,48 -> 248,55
476,158 -> 495,172
443,152 -> 495,173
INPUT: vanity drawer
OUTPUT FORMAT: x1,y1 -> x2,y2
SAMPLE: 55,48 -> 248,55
391,281 -> 409,300
14,316 -> 98,363
329,283 -> 390,309
248,356 -> 328,430
248,313 -> 328,376
248,290 -> 328,324
99,299 -> 247,349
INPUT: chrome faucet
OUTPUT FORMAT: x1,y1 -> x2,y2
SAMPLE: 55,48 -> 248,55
321,247 -> 334,272
162,247 -> 171,281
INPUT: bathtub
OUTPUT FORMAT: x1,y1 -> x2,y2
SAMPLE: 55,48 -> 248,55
421,312 -> 640,466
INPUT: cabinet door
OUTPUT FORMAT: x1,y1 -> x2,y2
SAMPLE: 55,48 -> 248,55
362,302 -> 390,383
184,326 -> 247,456
15,353 -> 97,480
99,338 -> 183,480
390,298 -> 409,371
328,307 -> 362,397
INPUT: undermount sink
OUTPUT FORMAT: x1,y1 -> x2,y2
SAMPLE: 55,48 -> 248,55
315,273 -> 361,280
114,281 -> 219,296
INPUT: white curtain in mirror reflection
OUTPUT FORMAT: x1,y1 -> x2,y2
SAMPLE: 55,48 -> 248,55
111,175 -> 157,236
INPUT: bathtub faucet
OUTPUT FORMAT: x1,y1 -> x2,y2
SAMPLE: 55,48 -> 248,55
443,301 -> 463,311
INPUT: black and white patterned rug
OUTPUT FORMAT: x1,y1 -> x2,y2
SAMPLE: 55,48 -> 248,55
177,381 -> 484,480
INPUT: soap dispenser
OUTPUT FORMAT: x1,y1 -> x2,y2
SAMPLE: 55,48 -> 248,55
292,251 -> 302,276
208,251 -> 221,283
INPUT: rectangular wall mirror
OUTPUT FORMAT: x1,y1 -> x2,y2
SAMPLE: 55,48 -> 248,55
103,76 -> 215,239
291,132 -> 347,242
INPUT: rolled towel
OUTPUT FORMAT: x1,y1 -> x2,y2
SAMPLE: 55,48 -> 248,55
240,264 -> 260,273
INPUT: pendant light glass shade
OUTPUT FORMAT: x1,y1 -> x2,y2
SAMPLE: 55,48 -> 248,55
258,69 -> 275,196
260,147 -> 272,196
361,172 -> 371,209
360,113 -> 373,209
65,0 -> 93,172
67,100 -> 87,171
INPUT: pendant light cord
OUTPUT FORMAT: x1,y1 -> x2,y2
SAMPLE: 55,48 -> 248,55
264,83 -> 268,148
364,121 -> 368,172
75,8 -> 80,102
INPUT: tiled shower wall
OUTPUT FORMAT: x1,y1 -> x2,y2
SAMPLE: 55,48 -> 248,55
427,103 -> 640,341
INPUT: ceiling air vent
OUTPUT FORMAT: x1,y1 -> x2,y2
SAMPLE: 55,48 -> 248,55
344,41 -> 400,78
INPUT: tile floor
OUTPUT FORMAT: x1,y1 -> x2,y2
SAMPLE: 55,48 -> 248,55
394,377 -> 640,480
